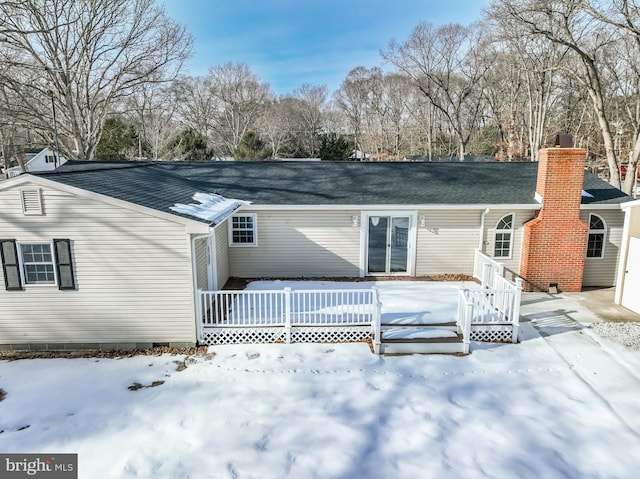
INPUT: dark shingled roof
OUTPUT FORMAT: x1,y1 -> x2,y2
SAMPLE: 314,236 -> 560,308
37,160 -> 631,224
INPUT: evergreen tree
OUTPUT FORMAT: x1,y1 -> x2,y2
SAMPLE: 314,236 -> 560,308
233,131 -> 271,160
164,129 -> 212,161
95,117 -> 138,161
319,134 -> 351,161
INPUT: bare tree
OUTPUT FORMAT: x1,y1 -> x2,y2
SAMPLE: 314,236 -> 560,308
0,0 -> 192,160
125,82 -> 178,160
173,75 -> 218,146
489,0 -> 630,189
580,0 -> 640,192
207,62 -> 271,156
335,67 -> 371,159
381,73 -> 413,159
257,98 -> 295,159
383,22 -> 493,161
293,84 -> 328,157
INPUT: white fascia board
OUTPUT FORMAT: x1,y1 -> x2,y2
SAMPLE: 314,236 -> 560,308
620,198 -> 640,209
580,203 -> 633,210
5,174 -> 210,234
239,203 -> 542,211
0,174 -> 38,190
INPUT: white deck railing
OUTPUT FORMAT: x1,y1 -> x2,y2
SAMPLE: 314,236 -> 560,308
473,249 -> 505,289
458,280 -> 522,343
199,287 -> 380,344
470,248 -> 522,342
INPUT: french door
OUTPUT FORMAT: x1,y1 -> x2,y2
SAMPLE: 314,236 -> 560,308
366,215 -> 410,274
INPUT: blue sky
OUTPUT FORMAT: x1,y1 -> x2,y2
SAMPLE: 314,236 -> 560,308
162,0 -> 489,96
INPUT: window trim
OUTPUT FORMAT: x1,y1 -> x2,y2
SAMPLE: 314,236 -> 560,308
18,241 -> 58,286
228,213 -> 258,247
586,213 -> 606,259
493,213 -> 515,259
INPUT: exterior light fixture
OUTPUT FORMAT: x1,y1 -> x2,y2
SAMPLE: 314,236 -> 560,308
352,215 -> 360,227
419,215 -> 426,227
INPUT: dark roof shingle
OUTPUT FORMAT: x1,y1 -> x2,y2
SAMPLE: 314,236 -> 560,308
38,160 -> 630,224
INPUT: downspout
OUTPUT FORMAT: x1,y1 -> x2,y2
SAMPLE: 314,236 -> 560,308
478,208 -> 490,251
209,227 -> 217,291
191,230 -> 212,345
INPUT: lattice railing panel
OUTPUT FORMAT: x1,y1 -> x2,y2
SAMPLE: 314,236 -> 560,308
471,325 -> 514,343
201,326 -> 371,345
201,327 -> 285,345
290,326 -> 370,343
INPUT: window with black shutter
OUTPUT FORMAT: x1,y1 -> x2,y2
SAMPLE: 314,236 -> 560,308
0,239 -> 23,290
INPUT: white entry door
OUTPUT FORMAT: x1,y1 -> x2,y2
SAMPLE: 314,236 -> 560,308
622,236 -> 640,314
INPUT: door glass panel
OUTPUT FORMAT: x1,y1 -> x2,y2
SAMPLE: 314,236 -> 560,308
367,216 -> 388,273
390,217 -> 409,273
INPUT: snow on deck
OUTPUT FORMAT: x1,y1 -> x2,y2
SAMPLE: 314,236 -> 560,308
244,279 -> 480,324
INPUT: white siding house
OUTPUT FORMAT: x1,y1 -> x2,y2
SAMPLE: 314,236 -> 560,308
0,156 -> 632,350
0,175 -> 208,349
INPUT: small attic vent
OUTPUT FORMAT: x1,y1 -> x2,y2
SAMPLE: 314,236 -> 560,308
20,189 -> 43,215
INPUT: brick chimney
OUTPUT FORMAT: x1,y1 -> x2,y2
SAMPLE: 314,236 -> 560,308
520,145 -> 588,292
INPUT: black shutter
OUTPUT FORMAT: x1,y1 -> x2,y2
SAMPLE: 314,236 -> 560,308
0,239 -> 23,291
53,239 -> 76,290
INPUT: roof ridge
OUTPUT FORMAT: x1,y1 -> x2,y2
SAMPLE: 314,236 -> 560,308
37,160 -> 156,175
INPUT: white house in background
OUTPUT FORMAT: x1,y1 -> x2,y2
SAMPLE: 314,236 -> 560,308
616,198 -> 640,315
350,150 -> 369,160
3,147 -> 67,178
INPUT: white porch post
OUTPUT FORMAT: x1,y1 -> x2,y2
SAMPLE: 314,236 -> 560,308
284,287 -> 292,344
371,286 -> 382,354
512,278 -> 523,343
196,289 -> 203,343
482,262 -> 493,289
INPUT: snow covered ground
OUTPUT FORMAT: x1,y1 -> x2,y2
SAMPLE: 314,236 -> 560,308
1,281 -> 640,479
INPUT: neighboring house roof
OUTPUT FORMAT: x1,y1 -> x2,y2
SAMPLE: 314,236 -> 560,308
36,160 -> 631,225
25,147 -> 44,154
5,147 -> 67,177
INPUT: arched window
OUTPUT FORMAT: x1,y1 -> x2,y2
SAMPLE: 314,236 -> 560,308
586,214 -> 606,258
494,214 -> 514,258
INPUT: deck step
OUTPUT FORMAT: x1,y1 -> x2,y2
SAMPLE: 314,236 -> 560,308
379,333 -> 466,355
378,326 -> 466,355
382,327 -> 459,341
381,321 -> 458,331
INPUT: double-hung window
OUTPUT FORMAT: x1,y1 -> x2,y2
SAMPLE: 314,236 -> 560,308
229,214 -> 257,246
586,214 -> 606,258
21,243 -> 56,284
493,214 -> 514,258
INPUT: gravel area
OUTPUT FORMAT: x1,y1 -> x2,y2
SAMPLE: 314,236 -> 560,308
591,322 -> 640,351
